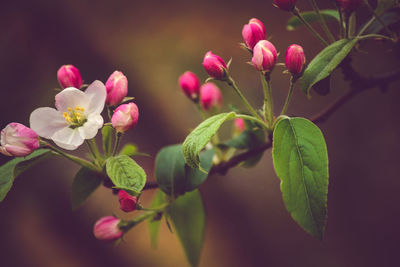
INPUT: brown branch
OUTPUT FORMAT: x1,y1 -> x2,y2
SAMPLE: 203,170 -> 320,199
143,61 -> 400,190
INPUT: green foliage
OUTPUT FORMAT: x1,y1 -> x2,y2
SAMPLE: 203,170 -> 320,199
102,125 -> 114,156
300,38 -> 358,97
166,190 -> 205,267
182,112 -> 236,170
286,10 -> 340,31
272,117 -> 329,239
147,190 -> 167,248
106,155 -> 146,195
155,144 -> 214,196
70,167 -> 104,210
0,149 -> 52,202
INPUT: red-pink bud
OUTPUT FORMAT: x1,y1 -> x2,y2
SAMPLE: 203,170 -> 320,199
285,44 -> 306,74
200,83 -> 223,111
273,0 -> 297,11
234,118 -> 246,133
105,71 -> 128,106
111,102 -> 139,133
93,216 -> 123,241
202,51 -> 228,80
336,0 -> 363,13
0,123 -> 40,157
118,190 -> 138,212
178,71 -> 201,101
251,40 -> 277,72
242,18 -> 267,50
57,65 -> 83,89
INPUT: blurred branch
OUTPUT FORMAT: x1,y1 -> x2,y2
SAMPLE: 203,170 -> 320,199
143,59 -> 400,189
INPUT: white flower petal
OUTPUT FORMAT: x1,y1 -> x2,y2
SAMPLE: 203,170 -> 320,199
52,127 -> 84,150
30,107 -> 69,139
55,87 -> 89,112
78,114 -> 104,140
85,80 -> 107,114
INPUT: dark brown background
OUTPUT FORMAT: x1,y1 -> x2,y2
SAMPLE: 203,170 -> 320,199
1,0 -> 399,266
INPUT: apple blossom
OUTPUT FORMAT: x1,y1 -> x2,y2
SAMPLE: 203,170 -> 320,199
29,81 -> 106,150
178,71 -> 201,101
57,65 -> 83,89
242,18 -> 266,50
202,51 -> 228,80
105,71 -> 128,106
111,102 -> 139,133
118,190 -> 138,212
285,44 -> 306,74
251,40 -> 277,72
0,123 -> 40,157
93,216 -> 123,241
200,83 -> 223,110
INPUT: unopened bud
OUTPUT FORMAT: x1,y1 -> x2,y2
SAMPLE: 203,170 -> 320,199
57,65 -> 83,89
336,0 -> 363,13
234,118 -> 246,133
242,18 -> 266,50
200,83 -> 223,111
105,71 -> 128,106
93,216 -> 123,241
118,190 -> 138,212
111,102 -> 139,133
273,0 -> 297,11
285,44 -> 306,75
251,40 -> 277,72
0,123 -> 40,157
202,51 -> 228,80
178,71 -> 201,101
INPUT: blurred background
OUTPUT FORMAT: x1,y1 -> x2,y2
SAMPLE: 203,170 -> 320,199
1,0 -> 400,266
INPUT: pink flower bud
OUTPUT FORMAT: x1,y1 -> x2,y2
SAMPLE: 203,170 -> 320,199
118,190 -> 138,212
200,83 -> 223,111
111,102 -> 139,133
57,65 -> 83,89
251,40 -> 277,72
285,44 -> 306,74
105,71 -> 128,106
202,51 -> 228,80
242,18 -> 267,50
93,216 -> 123,241
336,0 -> 363,13
273,0 -> 297,11
0,123 -> 40,157
234,118 -> 246,133
178,71 -> 201,101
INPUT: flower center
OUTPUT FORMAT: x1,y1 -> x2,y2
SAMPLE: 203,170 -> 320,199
63,107 -> 87,128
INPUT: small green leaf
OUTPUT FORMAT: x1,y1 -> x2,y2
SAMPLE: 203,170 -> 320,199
0,149 -> 52,202
106,155 -> 146,195
272,117 -> 329,239
182,112 -> 236,169
287,10 -> 340,31
70,167 -> 104,210
167,190 -> 205,267
300,38 -> 358,96
102,125 -> 114,156
155,144 -> 214,196
147,190 -> 167,248
119,143 -> 149,157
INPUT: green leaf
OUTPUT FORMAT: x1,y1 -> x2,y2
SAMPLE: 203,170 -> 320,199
182,112 -> 236,169
70,167 -> 104,210
300,38 -> 358,96
155,144 -> 214,196
0,149 -> 52,202
272,117 -> 329,239
167,190 -> 205,267
147,190 -> 167,248
106,155 -> 146,195
364,11 -> 400,34
287,10 -> 340,31
102,125 -> 114,156
119,143 -> 149,157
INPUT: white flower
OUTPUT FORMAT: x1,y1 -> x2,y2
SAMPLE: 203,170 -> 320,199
30,80 -> 106,150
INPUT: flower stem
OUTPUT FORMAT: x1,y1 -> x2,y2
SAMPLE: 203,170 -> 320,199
260,72 -> 274,129
280,76 -> 295,116
363,0 -> 395,38
120,203 -> 169,231
86,139 -> 103,166
42,141 -> 100,171
292,8 -> 329,46
226,76 -> 262,120
308,0 -> 336,43
112,132 -> 122,156
337,4 -> 345,38
357,15 -> 376,37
